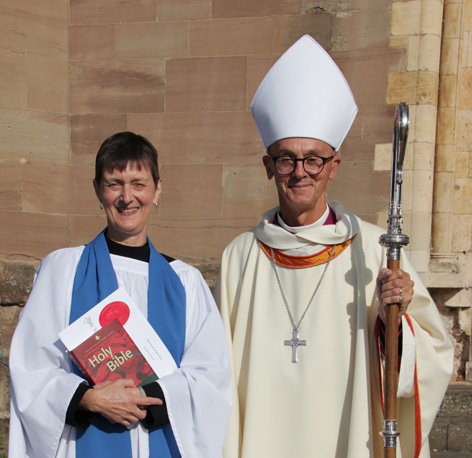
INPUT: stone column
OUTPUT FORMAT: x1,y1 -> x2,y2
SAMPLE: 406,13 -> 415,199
432,0 -> 465,280
431,0 -> 472,380
386,0 -> 444,282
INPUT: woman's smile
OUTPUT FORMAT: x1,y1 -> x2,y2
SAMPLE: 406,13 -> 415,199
94,163 -> 161,246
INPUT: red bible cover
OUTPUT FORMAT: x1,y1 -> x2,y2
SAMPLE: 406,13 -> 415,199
70,317 -> 158,387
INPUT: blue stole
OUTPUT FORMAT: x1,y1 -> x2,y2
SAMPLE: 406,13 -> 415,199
69,231 -> 186,457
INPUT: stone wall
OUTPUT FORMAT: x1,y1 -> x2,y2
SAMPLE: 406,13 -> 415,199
0,0 -> 70,261
1,0 -> 406,264
431,0 -> 472,381
430,383 -> 472,456
0,260 -> 36,455
381,0 -> 472,382
1,0 -> 472,454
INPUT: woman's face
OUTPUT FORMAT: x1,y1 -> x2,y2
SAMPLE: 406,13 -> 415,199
94,162 -> 161,246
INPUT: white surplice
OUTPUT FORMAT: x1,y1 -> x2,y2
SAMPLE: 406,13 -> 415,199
216,201 -> 453,458
9,247 -> 232,458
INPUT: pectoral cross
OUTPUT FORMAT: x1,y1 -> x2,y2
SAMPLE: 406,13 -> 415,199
284,329 -> 306,363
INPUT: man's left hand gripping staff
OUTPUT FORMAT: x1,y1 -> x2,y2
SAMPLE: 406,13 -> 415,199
376,268 -> 415,324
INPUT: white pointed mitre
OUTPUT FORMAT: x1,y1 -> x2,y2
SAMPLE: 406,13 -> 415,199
250,35 -> 358,151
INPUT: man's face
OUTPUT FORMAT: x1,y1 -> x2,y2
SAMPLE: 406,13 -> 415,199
263,137 -> 341,226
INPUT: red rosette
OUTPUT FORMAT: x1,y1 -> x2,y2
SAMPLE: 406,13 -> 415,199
99,301 -> 131,327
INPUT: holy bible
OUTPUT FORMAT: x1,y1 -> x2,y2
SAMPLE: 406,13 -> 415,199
59,288 -> 178,384
69,317 -> 157,386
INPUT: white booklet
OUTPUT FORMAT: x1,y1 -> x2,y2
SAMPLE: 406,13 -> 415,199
59,287 -> 177,378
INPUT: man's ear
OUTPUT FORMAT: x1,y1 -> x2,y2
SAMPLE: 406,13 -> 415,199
328,156 -> 341,181
262,155 -> 274,180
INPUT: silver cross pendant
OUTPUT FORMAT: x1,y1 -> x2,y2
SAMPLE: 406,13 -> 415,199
284,329 -> 307,363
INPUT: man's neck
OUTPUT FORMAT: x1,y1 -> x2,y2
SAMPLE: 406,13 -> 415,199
278,202 -> 329,227
278,205 -> 330,232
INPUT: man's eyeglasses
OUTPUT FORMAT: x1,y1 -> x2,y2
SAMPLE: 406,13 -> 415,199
268,155 -> 335,176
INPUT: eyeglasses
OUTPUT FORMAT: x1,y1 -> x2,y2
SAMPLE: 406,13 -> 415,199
269,155 -> 335,176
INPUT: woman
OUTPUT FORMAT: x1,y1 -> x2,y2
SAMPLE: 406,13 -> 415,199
9,132 -> 232,458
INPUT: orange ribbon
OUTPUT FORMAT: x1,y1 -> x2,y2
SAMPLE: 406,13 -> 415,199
258,236 -> 356,269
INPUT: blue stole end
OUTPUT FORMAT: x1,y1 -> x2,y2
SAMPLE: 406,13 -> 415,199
69,231 -> 186,457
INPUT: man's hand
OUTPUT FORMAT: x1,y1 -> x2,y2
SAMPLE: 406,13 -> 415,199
78,379 -> 163,427
376,268 -> 414,324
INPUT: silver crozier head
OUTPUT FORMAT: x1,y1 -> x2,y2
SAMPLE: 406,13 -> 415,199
394,102 -> 409,174
379,102 -> 410,260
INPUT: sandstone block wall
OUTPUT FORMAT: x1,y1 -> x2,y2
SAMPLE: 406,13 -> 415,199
1,0 -> 472,453
1,0 -> 404,264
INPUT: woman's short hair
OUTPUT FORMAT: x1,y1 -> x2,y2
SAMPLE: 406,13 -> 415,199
95,132 -> 160,186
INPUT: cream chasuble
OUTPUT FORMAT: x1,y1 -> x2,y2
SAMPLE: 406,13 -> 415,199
216,201 -> 453,458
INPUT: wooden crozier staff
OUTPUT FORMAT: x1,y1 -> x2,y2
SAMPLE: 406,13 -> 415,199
379,102 -> 410,457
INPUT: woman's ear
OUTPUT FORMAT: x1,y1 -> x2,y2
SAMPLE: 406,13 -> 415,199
153,178 -> 162,203
93,179 -> 101,200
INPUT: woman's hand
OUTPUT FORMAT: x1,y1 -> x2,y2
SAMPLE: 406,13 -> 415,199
79,379 -> 162,427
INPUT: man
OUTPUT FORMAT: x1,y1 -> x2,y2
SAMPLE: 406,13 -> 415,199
216,35 -> 453,458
